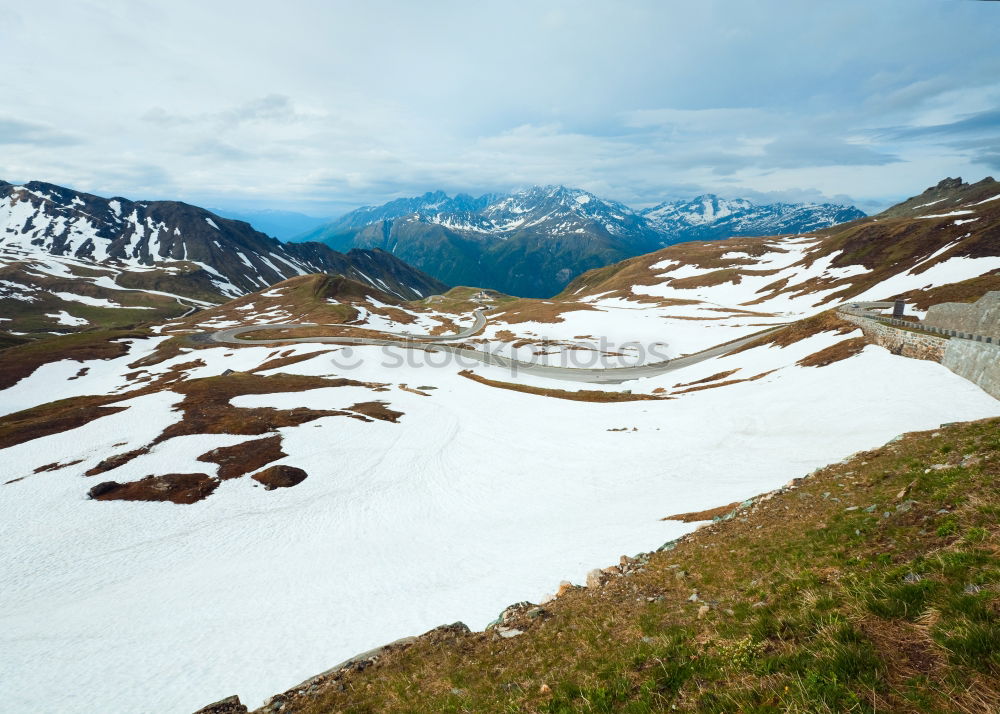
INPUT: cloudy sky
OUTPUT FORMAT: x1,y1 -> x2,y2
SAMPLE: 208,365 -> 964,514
3,1 -> 999,216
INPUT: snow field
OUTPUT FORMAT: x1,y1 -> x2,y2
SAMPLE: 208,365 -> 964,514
2,327 -> 999,712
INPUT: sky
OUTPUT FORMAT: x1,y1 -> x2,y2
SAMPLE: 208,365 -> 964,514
2,1 -> 999,217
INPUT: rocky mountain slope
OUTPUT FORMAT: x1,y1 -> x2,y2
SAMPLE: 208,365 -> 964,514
0,180 -> 446,335
301,186 -> 864,298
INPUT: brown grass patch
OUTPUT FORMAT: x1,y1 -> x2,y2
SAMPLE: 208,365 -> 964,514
672,369 -> 777,394
32,458 -> 84,474
155,373 -> 383,443
236,326 -> 396,341
198,435 -> 287,480
661,502 -> 740,522
346,401 -> 404,422
673,369 -> 739,388
796,336 -> 868,367
249,352 -> 323,373
126,335 -> 191,369
0,396 -> 127,450
458,370 -> 668,402
0,328 -> 147,390
667,268 -> 779,290
725,311 -> 856,356
91,473 -> 218,504
897,272 -> 1000,311
493,299 -> 598,324
86,446 -> 152,476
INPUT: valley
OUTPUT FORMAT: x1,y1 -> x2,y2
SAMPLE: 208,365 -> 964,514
300,186 -> 865,297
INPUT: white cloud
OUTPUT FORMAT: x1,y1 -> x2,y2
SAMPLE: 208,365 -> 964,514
1,0 -> 999,214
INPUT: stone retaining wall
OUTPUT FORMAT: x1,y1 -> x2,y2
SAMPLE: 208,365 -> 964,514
924,291 -> 1000,340
840,310 -> 1000,401
943,340 -> 1000,401
839,313 -> 949,362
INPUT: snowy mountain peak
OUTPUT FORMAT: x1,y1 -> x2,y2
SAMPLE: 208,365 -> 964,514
641,194 -> 865,239
642,194 -> 755,226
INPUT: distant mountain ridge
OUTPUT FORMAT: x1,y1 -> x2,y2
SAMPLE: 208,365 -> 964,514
300,185 -> 864,297
209,207 -> 331,242
641,194 -> 865,241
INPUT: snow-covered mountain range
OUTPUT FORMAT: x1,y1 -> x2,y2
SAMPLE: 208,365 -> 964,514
641,194 -> 865,240
0,180 -> 446,334
301,186 -> 864,297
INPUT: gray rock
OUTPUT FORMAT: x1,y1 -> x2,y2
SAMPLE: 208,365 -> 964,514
585,568 -> 604,589
497,627 -> 524,639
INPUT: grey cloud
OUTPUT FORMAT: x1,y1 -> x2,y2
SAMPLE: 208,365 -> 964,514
0,117 -> 82,146
142,95 -> 307,129
223,94 -> 298,124
881,109 -> 1000,141
759,136 -> 900,169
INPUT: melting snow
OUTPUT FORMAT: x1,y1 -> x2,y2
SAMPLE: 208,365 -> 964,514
916,210 -> 975,219
44,310 -> 88,326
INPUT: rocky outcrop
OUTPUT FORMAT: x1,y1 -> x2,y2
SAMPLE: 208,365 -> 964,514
246,624 -> 470,713
193,695 -> 248,714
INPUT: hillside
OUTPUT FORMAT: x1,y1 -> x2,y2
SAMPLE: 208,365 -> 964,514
233,416 -> 1000,713
0,180 -> 446,335
302,186 -> 863,297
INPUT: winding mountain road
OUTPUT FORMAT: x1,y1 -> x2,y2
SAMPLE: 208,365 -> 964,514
206,306 -> 786,385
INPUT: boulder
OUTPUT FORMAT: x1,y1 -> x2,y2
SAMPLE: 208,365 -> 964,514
87,481 -> 120,499
252,465 -> 308,490
585,568 -> 604,589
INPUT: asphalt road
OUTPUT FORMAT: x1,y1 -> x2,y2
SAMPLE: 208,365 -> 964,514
206,307 -> 787,384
